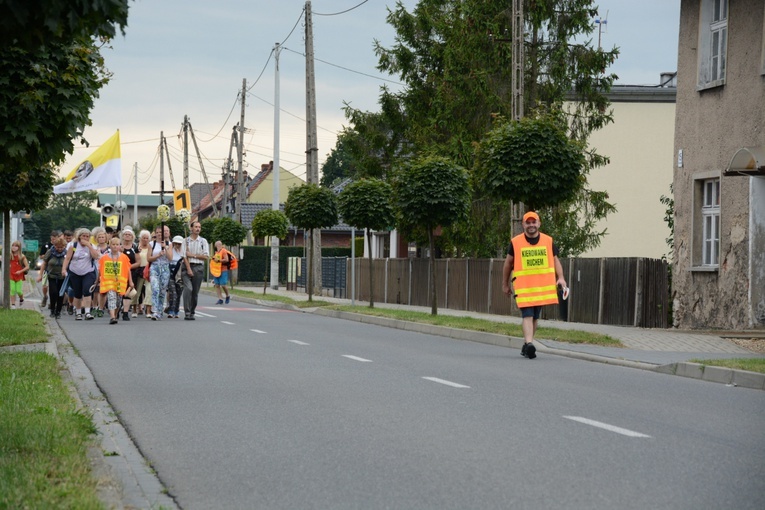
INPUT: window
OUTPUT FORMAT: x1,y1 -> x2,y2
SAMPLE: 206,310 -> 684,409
701,179 -> 720,266
697,0 -> 728,90
691,174 -> 721,270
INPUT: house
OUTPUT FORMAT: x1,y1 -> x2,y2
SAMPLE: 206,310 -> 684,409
672,0 -> 765,330
96,193 -> 170,229
581,77 -> 676,259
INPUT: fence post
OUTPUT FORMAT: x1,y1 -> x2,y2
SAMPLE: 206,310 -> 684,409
445,259 -> 449,308
567,258 -> 575,322
385,257 -> 389,304
634,258 -> 644,327
466,258 -> 470,311
487,258 -> 494,314
408,257 -> 412,306
598,258 -> 606,324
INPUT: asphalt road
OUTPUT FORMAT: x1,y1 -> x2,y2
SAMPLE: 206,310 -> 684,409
59,294 -> 765,510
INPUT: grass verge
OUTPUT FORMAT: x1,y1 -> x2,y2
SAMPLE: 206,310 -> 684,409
0,349 -> 103,508
226,287 -> 621,347
0,309 -> 48,347
688,358 -> 765,374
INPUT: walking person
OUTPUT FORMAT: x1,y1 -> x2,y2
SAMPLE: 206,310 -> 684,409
91,227 -> 109,317
9,240 -> 30,308
210,241 -> 231,305
38,230 -> 59,309
166,236 -> 185,318
62,228 -> 100,320
134,230 -> 152,317
37,236 -> 67,318
148,225 -> 173,320
502,211 -> 567,359
98,236 -> 135,325
182,220 -> 209,320
120,228 -> 140,321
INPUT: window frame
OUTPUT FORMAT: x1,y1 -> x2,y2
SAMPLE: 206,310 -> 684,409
691,173 -> 722,271
697,0 -> 729,90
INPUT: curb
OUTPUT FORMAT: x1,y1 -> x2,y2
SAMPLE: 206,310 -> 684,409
655,362 -> 765,390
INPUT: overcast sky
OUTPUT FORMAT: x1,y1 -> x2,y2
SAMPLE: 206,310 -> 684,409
59,0 -> 681,196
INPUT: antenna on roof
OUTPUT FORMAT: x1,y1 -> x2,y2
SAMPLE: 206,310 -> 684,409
595,10 -> 609,49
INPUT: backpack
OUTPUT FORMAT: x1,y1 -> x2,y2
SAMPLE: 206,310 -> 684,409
225,249 -> 238,270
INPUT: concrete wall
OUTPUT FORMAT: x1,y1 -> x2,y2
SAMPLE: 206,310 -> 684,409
672,0 -> 765,329
584,101 -> 675,259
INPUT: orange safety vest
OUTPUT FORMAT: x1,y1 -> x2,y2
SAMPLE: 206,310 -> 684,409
511,233 -> 559,308
210,249 -> 227,277
99,253 -> 131,295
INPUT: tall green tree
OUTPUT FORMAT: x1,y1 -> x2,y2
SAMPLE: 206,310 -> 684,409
27,182 -> 100,241
251,209 -> 289,294
337,178 -> 396,308
0,7 -> 126,307
393,155 -> 470,315
339,0 -> 618,257
284,184 -> 338,302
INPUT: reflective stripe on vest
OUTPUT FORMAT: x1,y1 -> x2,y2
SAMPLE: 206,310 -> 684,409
511,233 -> 558,307
100,255 -> 130,295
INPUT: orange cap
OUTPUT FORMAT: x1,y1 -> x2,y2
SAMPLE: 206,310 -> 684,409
523,211 -> 540,223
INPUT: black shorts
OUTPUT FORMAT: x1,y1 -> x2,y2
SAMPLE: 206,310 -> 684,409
520,306 -> 542,320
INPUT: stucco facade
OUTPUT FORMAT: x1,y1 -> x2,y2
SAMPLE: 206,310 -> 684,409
583,88 -> 676,259
672,0 -> 765,330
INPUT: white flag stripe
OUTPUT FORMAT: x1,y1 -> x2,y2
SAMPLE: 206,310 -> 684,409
563,416 -> 651,438
421,377 -> 470,388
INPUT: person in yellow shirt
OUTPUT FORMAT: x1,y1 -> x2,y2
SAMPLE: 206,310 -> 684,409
98,237 -> 135,325
210,240 -> 231,305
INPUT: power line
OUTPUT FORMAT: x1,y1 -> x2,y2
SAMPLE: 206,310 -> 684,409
246,91 -> 337,134
314,0 -> 370,16
282,46 -> 404,86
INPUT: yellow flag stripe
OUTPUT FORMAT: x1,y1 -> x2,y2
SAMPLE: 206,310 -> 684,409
65,130 -> 121,181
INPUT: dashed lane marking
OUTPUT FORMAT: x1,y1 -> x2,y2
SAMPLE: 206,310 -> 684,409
288,340 -> 310,346
342,355 -> 373,363
563,416 -> 652,438
195,312 -> 216,318
421,377 -> 470,389
221,321 -> 235,325
250,329 -> 267,334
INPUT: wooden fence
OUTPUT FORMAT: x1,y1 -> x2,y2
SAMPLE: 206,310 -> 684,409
344,257 -> 670,328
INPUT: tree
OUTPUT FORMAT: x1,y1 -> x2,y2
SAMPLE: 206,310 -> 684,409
212,216 -> 248,248
199,218 -> 221,246
393,155 -> 470,315
1,36 -> 113,308
284,184 -> 338,302
140,214 -> 188,239
251,209 -> 289,294
475,113 -> 585,210
1,0 -> 129,50
337,178 -> 396,308
359,0 -> 619,256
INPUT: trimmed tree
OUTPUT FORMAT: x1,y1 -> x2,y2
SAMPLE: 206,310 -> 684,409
393,155 -> 471,315
284,183 -> 338,302
251,209 -> 289,294
337,178 -> 396,308
212,216 -> 248,248
476,114 -> 586,210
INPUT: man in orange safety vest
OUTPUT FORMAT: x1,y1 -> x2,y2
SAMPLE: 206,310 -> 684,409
502,211 -> 567,359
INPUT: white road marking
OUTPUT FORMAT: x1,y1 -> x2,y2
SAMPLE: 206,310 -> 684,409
250,329 -> 267,334
220,321 -> 235,325
195,312 -> 215,318
563,416 -> 651,438
288,340 -> 310,346
342,355 -> 373,363
422,377 -> 470,389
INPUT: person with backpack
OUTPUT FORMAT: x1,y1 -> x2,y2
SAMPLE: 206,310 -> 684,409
62,228 -> 101,320
9,240 -> 30,308
210,240 -> 232,305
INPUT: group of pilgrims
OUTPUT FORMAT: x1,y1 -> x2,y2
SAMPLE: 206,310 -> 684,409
32,221 -> 235,324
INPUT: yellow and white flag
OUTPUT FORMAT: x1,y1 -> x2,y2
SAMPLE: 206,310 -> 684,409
54,130 -> 122,194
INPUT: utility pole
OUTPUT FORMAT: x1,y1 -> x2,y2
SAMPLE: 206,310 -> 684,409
271,43 -> 282,289
183,115 -> 189,190
305,0 -> 322,295
223,126 -> 237,218
511,0 -> 525,236
236,79 -> 247,226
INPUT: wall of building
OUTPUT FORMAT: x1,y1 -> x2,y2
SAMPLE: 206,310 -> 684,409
247,167 -> 304,203
672,0 -> 765,329
584,101 -> 675,259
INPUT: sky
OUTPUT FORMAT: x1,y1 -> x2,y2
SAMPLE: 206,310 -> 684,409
59,0 -> 681,197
